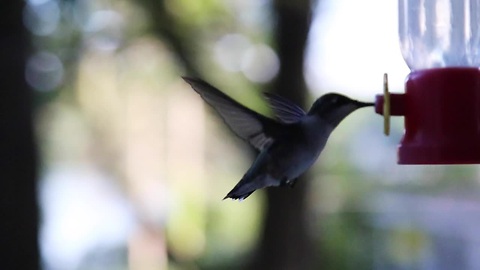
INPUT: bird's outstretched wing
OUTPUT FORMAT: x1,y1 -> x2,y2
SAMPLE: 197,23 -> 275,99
183,77 -> 283,150
263,93 -> 306,123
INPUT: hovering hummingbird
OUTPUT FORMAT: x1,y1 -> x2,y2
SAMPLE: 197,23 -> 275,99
183,77 -> 373,200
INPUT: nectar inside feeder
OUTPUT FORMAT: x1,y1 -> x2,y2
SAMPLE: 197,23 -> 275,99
374,0 -> 480,164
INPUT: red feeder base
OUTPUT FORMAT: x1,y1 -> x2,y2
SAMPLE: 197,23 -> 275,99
376,67 -> 480,164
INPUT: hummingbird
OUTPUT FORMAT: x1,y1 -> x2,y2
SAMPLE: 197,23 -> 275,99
182,77 -> 373,200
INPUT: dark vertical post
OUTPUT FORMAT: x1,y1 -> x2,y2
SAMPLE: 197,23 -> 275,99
0,1 -> 40,269
254,1 -> 316,270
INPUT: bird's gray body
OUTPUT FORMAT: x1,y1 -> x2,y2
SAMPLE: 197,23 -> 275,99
230,118 -> 333,199
183,77 -> 372,200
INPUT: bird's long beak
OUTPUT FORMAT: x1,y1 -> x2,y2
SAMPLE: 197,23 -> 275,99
355,100 -> 374,108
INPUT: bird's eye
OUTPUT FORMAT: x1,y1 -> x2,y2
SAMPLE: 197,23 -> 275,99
331,97 -> 338,104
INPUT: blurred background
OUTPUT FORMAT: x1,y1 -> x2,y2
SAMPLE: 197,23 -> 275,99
4,0 -> 480,269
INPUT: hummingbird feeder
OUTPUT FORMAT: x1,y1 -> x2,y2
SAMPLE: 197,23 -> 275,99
375,0 -> 480,164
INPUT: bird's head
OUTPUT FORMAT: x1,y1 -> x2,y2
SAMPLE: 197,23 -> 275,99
308,93 -> 373,127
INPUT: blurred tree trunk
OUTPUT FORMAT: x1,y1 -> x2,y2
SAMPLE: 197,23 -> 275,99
0,1 -> 39,269
253,1 -> 316,269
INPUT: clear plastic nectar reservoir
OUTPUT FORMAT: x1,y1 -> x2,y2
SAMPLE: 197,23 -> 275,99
399,0 -> 480,70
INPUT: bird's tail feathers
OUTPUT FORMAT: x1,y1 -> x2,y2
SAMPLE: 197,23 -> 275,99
224,174 -> 278,201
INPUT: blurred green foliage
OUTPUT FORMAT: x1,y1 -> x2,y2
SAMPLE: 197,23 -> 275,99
29,0 -> 480,269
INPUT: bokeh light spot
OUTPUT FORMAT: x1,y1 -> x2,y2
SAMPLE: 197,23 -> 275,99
26,51 -> 64,91
241,44 -> 279,83
214,33 -> 251,72
23,0 -> 60,36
